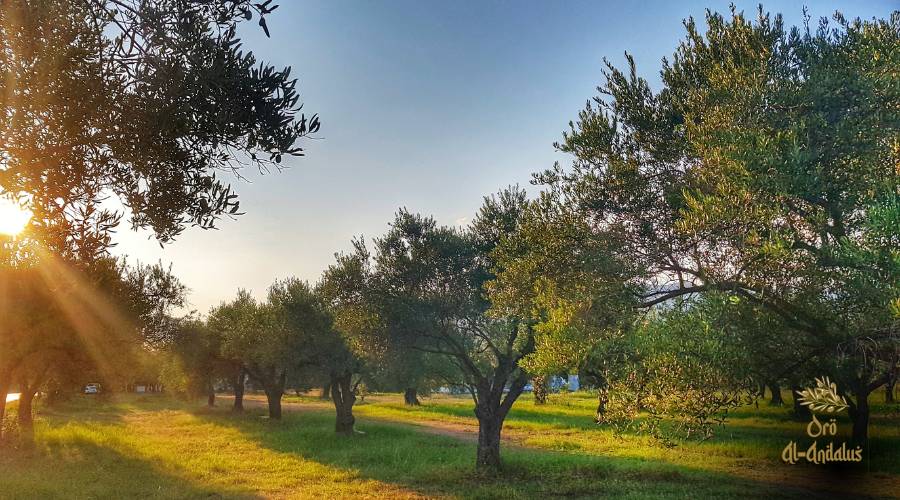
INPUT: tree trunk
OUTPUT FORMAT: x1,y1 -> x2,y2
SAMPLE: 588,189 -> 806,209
768,381 -> 783,406
17,387 -> 37,440
475,407 -> 503,471
403,387 -> 420,406
848,386 -> 870,445
471,374 -> 528,472
330,372 -> 357,434
232,369 -> 245,412
533,375 -> 548,405
16,368 -> 47,443
791,385 -> 811,420
320,382 -> 331,400
265,389 -> 283,419
264,372 -> 286,420
886,378 -> 896,404
206,380 -> 216,407
595,387 -> 609,423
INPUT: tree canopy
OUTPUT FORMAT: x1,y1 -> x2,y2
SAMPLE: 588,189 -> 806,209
0,0 -> 318,257
536,7 -> 899,442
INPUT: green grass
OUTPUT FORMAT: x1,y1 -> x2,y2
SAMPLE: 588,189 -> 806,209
335,391 -> 900,497
1,392 -> 898,499
348,391 -> 900,468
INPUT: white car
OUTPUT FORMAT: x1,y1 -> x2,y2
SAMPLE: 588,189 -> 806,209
84,383 -> 101,394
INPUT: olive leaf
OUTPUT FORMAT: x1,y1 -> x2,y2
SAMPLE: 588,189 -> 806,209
796,376 -> 849,414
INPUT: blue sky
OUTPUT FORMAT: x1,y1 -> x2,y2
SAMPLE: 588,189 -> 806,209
113,0 -> 897,314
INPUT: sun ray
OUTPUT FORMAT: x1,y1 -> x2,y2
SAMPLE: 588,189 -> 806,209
33,247 -> 142,383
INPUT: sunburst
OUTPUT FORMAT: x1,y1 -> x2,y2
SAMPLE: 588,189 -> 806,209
0,197 -> 31,236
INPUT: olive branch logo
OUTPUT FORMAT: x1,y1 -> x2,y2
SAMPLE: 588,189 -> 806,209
796,376 -> 849,414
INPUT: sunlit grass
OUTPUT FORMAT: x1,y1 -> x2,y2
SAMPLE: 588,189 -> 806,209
3,397 -> 419,499
2,392 -> 898,498
299,390 -> 900,497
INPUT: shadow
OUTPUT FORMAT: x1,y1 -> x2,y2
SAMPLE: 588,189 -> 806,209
11,393 -> 896,498
1,430 -> 260,499
193,403 -> 868,499
380,395 -> 900,478
366,398 -> 601,431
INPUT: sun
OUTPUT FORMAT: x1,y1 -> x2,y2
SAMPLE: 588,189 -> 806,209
0,197 -> 31,236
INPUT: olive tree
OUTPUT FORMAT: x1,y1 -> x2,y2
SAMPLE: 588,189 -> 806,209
1,0 -> 317,432
0,0 -> 318,258
362,190 -> 542,471
539,7 -> 899,443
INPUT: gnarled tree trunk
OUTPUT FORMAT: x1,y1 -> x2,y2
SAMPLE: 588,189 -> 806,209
232,369 -> 245,412
262,371 -> 286,420
330,371 -> 356,435
475,407 -> 502,469
886,376 -> 896,404
403,387 -> 420,406
320,382 -> 331,399
472,373 -> 528,471
265,388 -> 283,419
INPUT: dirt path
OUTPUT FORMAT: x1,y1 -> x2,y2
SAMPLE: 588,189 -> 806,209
220,394 -> 480,442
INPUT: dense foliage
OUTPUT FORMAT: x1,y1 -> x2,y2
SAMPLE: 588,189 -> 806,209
0,0 -> 318,257
533,7 -> 899,443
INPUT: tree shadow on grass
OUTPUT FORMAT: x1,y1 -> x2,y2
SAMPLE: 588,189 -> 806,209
35,393 -> 175,424
0,435 -> 261,499
2,395 -> 265,499
375,396 -> 900,478
17,394 -> 892,499
366,399 -> 600,432
195,405 -> 865,499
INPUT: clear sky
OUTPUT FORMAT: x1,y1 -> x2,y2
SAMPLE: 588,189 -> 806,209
112,0 -> 898,314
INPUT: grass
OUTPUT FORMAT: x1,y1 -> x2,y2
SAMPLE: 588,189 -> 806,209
346,391 -> 900,469
0,391 -> 898,499
342,391 -> 900,496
